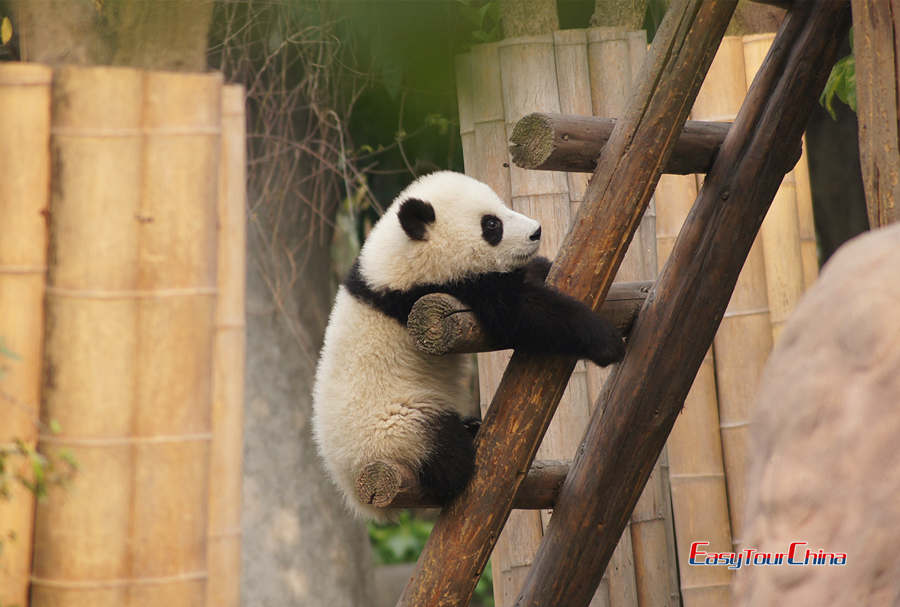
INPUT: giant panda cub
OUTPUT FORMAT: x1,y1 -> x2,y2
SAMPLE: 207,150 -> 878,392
312,171 -> 625,519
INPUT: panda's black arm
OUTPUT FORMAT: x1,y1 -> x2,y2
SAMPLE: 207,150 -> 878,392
457,270 -> 625,367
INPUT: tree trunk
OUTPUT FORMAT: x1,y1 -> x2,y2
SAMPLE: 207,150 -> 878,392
12,0 -> 212,70
498,0 -> 558,37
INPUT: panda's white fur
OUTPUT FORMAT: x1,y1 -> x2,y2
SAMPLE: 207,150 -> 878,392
312,171 -> 541,519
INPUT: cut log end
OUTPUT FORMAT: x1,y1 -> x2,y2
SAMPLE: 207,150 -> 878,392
509,113 -> 556,169
356,461 -> 407,508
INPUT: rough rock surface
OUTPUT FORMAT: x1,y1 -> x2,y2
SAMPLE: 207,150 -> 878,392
733,223 -> 900,605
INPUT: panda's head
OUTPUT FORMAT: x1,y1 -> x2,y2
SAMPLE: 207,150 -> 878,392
358,171 -> 542,291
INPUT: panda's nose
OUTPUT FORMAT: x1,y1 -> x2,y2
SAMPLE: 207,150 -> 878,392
530,226 -> 542,241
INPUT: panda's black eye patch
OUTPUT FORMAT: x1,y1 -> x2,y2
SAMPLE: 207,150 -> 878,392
481,214 -> 503,246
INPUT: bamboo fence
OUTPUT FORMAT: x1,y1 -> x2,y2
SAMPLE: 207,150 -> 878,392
0,62 -> 52,607
207,84 -> 247,607
31,66 -> 221,607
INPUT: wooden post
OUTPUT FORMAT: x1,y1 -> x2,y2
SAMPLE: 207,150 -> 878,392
31,67 -> 221,607
397,2 -> 738,605
207,84 -> 246,607
691,36 -> 775,551
355,460 -> 568,510
0,62 -> 52,607
514,4 -> 852,606
407,282 -> 649,356
509,114 -> 731,175
851,0 -> 900,227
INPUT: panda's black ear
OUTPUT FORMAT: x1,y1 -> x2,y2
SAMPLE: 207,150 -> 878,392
398,198 -> 435,241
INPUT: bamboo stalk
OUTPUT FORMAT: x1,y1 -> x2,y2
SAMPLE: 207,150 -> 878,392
514,6 -> 851,605
744,32 -> 805,343
497,32 -> 577,607
207,84 -> 246,607
691,36 -> 774,552
655,172 -> 734,606
32,67 -> 221,607
457,43 -> 512,605
0,62 -> 52,607
793,139 -> 818,288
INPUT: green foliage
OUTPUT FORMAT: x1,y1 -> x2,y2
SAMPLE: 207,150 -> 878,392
368,511 -> 434,565
0,341 -> 78,556
456,0 -> 501,46
368,511 -> 494,605
820,29 -> 856,120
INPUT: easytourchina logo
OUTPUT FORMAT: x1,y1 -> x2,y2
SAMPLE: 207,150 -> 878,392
689,541 -> 848,570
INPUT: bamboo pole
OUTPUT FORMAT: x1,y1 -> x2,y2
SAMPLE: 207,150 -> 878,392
794,140 -> 818,288
690,36 -> 774,552
656,172 -> 734,606
744,33 -> 805,343
31,67 -> 221,607
496,32 -> 579,607
0,62 -> 52,607
515,6 -> 852,605
553,29 -> 616,607
207,84 -> 246,607
589,25 -> 680,607
456,43 -> 516,604
398,1 -> 739,603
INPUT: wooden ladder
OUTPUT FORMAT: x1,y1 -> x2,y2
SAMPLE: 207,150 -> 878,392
387,2 -> 851,605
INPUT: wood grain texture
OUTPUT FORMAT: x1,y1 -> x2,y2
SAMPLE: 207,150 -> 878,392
355,460 -> 568,510
510,114 -> 731,175
851,0 -> 900,227
407,281 -> 650,356
395,2 -> 739,605
514,4 -> 852,606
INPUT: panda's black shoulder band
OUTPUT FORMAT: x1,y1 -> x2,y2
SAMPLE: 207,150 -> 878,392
344,260 -> 423,325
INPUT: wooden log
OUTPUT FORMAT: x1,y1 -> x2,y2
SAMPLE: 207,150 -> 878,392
355,460 -> 568,510
408,281 -> 651,356
396,2 -> 738,605
0,62 -> 52,607
207,84 -> 246,607
851,0 -> 900,227
32,67 -> 221,607
510,114 -> 731,175
514,4 -> 852,607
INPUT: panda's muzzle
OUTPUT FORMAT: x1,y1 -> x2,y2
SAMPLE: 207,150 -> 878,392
530,226 -> 542,242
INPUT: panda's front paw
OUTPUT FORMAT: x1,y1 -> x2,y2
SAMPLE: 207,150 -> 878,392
586,319 -> 626,367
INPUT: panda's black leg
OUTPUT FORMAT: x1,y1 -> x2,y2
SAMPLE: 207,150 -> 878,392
418,411 -> 476,504
462,415 -> 481,438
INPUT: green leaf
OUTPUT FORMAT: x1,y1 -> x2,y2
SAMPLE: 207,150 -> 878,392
1,17 -> 12,46
819,53 -> 856,120
49,419 -> 62,434
0,337 -> 20,361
